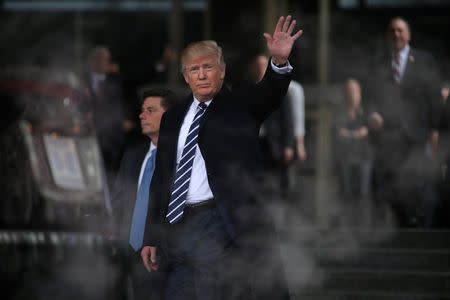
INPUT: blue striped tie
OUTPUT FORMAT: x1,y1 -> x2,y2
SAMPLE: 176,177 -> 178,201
129,148 -> 156,251
166,102 -> 207,224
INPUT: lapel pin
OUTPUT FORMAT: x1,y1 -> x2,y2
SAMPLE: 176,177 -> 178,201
409,55 -> 415,62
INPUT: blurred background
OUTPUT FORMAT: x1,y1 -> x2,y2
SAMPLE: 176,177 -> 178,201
1,0 -> 450,299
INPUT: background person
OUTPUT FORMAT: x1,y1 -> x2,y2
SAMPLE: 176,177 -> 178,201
367,17 -> 441,227
113,88 -> 176,300
334,78 -> 373,225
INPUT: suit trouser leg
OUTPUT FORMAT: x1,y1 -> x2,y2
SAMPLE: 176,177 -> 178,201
162,206 -> 232,300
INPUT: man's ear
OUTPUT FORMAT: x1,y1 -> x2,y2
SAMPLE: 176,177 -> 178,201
220,66 -> 226,80
183,71 -> 189,84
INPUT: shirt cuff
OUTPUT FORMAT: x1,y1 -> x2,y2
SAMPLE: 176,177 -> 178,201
270,59 -> 293,74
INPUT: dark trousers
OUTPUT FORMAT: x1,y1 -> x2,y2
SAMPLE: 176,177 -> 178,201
372,147 -> 439,228
160,205 -> 233,300
160,204 -> 291,300
337,160 -> 372,200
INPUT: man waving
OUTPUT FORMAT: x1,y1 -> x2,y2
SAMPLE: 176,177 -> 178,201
142,15 -> 302,300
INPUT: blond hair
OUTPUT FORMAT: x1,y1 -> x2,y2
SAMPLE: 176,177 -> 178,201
180,40 -> 226,73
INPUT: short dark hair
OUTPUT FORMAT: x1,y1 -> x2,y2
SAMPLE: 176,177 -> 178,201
389,16 -> 411,33
140,88 -> 176,111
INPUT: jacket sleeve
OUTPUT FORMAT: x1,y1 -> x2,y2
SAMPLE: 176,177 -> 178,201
249,58 -> 292,123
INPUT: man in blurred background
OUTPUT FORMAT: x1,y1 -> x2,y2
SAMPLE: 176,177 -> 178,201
249,53 -> 296,201
367,17 -> 441,227
85,46 -> 128,187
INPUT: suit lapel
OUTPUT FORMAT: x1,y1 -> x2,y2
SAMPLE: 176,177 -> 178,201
401,48 -> 416,85
124,143 -> 149,228
168,86 -> 230,157
198,86 -> 230,132
132,144 -> 149,181
165,97 -> 194,167
175,96 -> 193,128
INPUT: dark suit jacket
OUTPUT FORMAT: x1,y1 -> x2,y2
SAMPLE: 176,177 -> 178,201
112,142 -> 149,241
261,95 -> 295,163
143,63 -> 291,248
84,73 -> 126,173
367,47 -> 441,169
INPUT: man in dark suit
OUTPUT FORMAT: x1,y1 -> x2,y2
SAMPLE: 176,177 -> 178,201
86,46 -> 127,182
140,15 -> 302,300
113,88 -> 176,300
367,17 -> 441,227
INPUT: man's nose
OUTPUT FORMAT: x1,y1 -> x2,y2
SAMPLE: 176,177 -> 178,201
198,68 -> 206,79
139,112 -> 145,119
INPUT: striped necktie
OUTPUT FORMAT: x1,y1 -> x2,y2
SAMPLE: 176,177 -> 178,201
129,148 -> 156,251
393,52 -> 401,84
166,102 -> 207,224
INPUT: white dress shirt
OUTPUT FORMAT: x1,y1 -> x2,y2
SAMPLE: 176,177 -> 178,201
91,72 -> 106,95
137,142 -> 157,190
177,60 -> 293,204
392,44 -> 410,82
287,80 -> 305,138
176,98 -> 214,204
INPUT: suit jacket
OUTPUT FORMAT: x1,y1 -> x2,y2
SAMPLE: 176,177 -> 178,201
84,72 -> 126,173
143,63 -> 291,248
112,142 -> 149,241
261,95 -> 295,163
367,47 -> 441,168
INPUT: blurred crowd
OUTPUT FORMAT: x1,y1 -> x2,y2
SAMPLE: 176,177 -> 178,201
333,17 -> 450,229
83,18 -> 450,231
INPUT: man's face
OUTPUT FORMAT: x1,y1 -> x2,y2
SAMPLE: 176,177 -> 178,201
387,19 -> 411,52
442,87 -> 449,102
93,50 -> 111,74
139,97 -> 165,138
183,56 -> 225,102
345,81 -> 361,108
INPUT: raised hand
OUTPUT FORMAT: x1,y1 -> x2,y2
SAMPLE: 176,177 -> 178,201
263,15 -> 303,66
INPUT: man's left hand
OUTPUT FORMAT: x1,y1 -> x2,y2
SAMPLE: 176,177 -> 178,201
263,15 -> 303,66
283,147 -> 294,164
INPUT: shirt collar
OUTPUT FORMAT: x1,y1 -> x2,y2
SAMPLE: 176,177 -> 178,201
193,96 -> 213,108
149,141 -> 156,153
394,44 -> 410,62
91,72 -> 106,81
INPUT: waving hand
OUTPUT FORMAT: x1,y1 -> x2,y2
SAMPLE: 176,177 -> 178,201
263,15 -> 303,66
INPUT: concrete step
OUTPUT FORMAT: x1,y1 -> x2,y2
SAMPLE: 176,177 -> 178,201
278,227 -> 450,250
290,291 -> 450,300
317,248 -> 450,271
279,227 -> 450,298
288,269 -> 450,293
